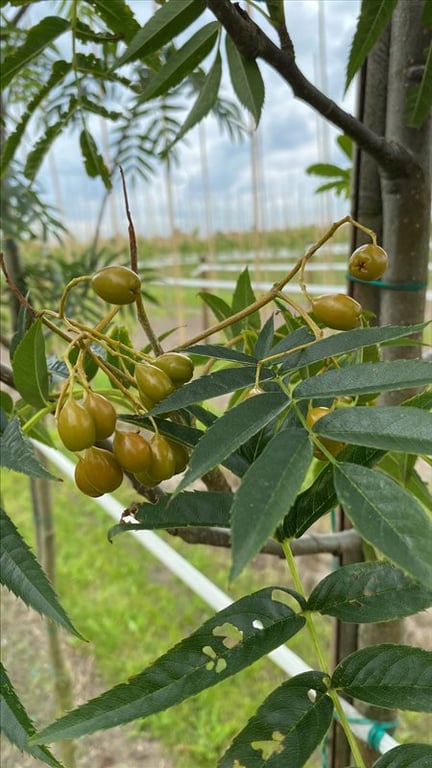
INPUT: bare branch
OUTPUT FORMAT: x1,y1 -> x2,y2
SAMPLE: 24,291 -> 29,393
167,526 -> 362,559
205,0 -> 415,178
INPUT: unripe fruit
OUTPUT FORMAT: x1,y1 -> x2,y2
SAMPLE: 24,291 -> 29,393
148,434 -> 176,483
83,392 -> 116,440
154,353 -> 194,385
79,446 -> 123,493
57,399 -> 96,452
306,406 -> 344,459
74,458 -> 103,497
348,243 -> 388,281
113,430 -> 152,474
312,294 -> 362,331
168,439 -> 189,474
135,363 -> 175,405
91,266 -> 141,305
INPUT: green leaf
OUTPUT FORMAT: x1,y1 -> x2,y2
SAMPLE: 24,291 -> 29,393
139,22 -> 219,102
306,163 -> 350,178
406,40 -> 432,127
108,491 -> 233,540
219,671 -> 333,767
185,344 -> 257,364
294,360 -> 432,399
1,16 -> 70,89
30,588 -> 305,744
146,365 -> 274,416
225,34 -> 265,125
308,562 -> 432,623
313,406 -> 432,455
175,392 -> 289,494
254,314 -> 275,359
168,49 -> 222,149
79,129 -> 112,189
197,291 -> 233,324
334,463 -> 432,588
1,663 -> 64,768
1,59 -> 71,176
0,419 -> 57,479
280,323 -> 428,372
11,318 -> 49,409
345,0 -> 398,91
337,133 -> 353,159
113,0 -> 206,69
230,428 -> 312,580
0,507 -> 83,638
24,98 -> 78,182
331,644 -> 432,711
232,267 -> 260,330
86,0 -> 140,41
372,744 -> 432,767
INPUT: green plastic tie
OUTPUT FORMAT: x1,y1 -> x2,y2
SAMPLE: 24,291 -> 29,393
346,273 -> 428,290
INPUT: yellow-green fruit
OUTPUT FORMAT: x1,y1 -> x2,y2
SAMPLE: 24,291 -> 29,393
306,407 -> 345,459
168,440 -> 189,474
83,392 -> 116,440
113,430 -> 152,474
80,447 -> 123,493
74,458 -> 103,497
148,434 -> 176,483
91,266 -> 141,305
57,399 -> 96,452
348,243 -> 388,281
154,353 -> 194,385
135,363 -> 175,404
312,294 -> 362,331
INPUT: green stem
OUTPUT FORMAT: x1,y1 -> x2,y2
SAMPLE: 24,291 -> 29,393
280,539 -> 366,768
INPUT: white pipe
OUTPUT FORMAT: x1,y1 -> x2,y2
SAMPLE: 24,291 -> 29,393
33,441 -> 399,754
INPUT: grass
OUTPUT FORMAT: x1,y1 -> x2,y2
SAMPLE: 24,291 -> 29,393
2,467 -> 335,767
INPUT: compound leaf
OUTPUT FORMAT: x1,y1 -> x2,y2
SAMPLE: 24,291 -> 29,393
1,16 -> 69,88
31,588 -> 305,744
294,360 -> 432,399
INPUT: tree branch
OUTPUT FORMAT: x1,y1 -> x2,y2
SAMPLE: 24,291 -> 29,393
167,526 -> 362,559
205,0 -> 415,178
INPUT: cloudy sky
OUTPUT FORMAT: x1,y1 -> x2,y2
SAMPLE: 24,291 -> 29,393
20,0 -> 362,240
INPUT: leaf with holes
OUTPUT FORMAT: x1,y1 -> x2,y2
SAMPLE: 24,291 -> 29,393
11,318 -> 49,409
1,663 -> 64,768
225,34 -> 265,125
30,588 -> 305,744
334,463 -> 432,589
312,406 -> 432,455
175,392 -> 288,494
294,360 -> 432,399
0,507 -> 83,638
219,671 -> 333,768
308,562 -> 432,623
230,428 -> 312,580
331,644 -> 432,711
